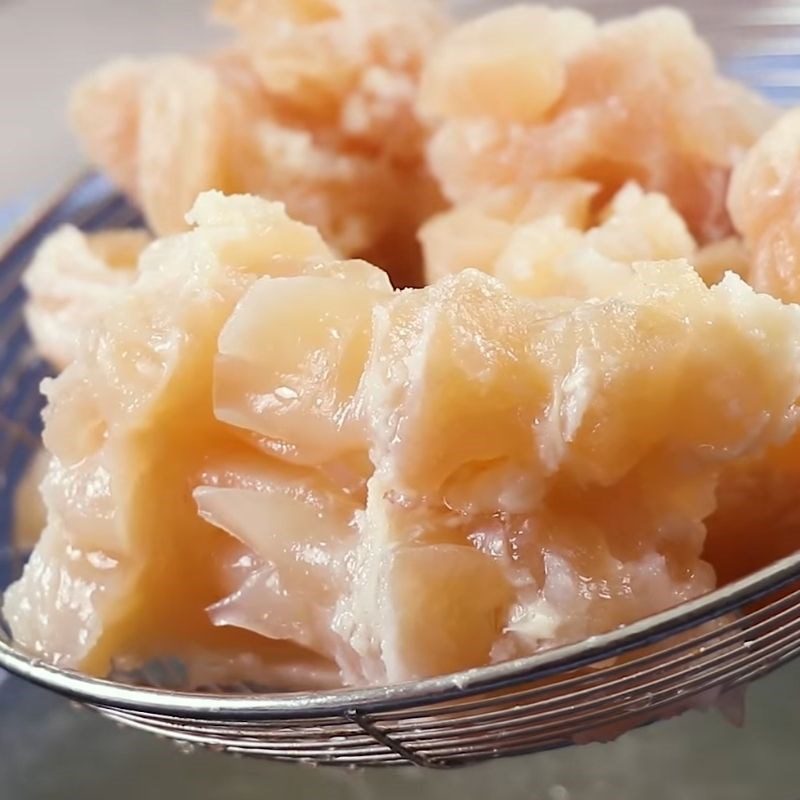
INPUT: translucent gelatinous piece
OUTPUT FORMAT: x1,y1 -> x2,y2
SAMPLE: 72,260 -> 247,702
341,265 -> 800,682
23,226 -> 148,370
419,5 -> 595,124
423,183 -> 696,297
9,193 -> 800,688
728,108 -> 800,303
424,7 -> 777,244
4,193 -> 340,687
70,0 -> 448,287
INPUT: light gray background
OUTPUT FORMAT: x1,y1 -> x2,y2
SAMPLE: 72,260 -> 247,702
0,0 -> 220,207
2,1 -> 800,798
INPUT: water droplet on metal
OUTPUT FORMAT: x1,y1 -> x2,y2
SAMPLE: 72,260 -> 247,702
174,740 -> 196,755
628,692 -> 654,711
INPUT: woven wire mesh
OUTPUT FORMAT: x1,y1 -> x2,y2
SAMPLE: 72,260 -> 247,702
3,0 -> 800,769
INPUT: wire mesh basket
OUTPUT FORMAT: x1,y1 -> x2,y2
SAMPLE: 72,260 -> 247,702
3,0 -> 800,771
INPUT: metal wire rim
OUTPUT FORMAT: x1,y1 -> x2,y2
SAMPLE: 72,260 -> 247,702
2,518 -> 800,721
